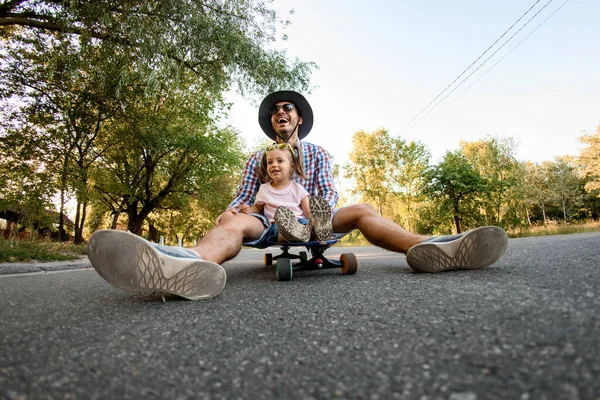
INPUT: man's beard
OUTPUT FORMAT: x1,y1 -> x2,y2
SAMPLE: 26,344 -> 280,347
277,129 -> 292,140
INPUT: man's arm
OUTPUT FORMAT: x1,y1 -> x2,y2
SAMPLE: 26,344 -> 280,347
313,146 -> 339,210
227,152 -> 262,212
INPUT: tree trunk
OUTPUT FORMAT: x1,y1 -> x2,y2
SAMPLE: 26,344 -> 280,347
126,207 -> 144,235
59,144 -> 73,242
126,202 -> 152,236
128,219 -> 144,235
74,200 -> 82,242
541,200 -> 547,225
562,198 -> 567,224
59,188 -> 67,241
453,202 -> 462,233
111,212 -> 119,229
74,199 -> 87,244
148,224 -> 158,242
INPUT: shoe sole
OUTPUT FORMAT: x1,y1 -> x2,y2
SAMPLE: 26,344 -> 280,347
87,230 -> 226,300
406,226 -> 508,273
274,207 -> 310,242
309,196 -> 332,241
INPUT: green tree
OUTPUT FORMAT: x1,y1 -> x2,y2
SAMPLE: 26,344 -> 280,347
460,136 -> 519,227
345,129 -> 429,226
422,151 -> 488,233
388,139 -> 430,232
506,161 -> 533,228
345,129 -> 394,216
90,85 -> 245,235
0,0 -> 315,94
1,0 -> 315,239
1,35 -> 120,242
578,125 -> 600,195
547,156 -> 583,224
523,162 -> 552,225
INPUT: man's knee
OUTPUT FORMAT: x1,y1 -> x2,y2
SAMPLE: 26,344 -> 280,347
343,203 -> 379,218
333,203 -> 379,231
217,212 -> 264,238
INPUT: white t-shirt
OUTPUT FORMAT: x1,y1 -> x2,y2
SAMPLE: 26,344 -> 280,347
255,181 -> 310,222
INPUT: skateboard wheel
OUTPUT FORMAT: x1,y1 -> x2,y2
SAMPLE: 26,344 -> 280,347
264,253 -> 273,265
299,251 -> 308,263
340,253 -> 358,275
276,258 -> 293,281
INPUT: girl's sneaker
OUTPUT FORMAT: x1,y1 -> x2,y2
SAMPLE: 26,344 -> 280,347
87,230 -> 226,300
274,206 -> 311,242
309,196 -> 333,241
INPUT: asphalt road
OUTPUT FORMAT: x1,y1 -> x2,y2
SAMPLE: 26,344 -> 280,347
1,232 -> 599,400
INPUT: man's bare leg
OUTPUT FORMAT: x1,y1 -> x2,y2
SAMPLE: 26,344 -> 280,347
190,212 -> 265,264
332,204 -> 428,253
332,204 -> 507,272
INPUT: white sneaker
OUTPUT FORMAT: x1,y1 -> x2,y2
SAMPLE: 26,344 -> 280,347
87,230 -> 226,300
406,226 -> 508,273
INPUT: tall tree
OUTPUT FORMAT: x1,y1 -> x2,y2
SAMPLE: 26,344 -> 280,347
422,151 -> 488,233
523,162 -> 552,225
460,136 -> 518,227
345,129 -> 394,216
1,34 -> 120,242
388,139 -> 430,232
547,156 -> 583,224
1,0 -> 315,239
578,125 -> 600,195
345,129 -> 429,227
507,161 -> 533,228
0,0 -> 314,94
90,80 -> 245,235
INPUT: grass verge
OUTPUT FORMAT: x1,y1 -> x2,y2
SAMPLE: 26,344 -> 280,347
0,236 -> 87,263
507,221 -> 600,238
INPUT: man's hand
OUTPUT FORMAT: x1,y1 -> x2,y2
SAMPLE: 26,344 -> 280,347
239,204 -> 250,214
215,208 -> 239,225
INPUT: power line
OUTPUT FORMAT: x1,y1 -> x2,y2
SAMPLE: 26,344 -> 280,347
398,0 -> 545,133
445,0 -> 571,108
405,0 -> 557,131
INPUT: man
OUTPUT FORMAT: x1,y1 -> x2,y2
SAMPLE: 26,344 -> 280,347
88,91 -> 508,300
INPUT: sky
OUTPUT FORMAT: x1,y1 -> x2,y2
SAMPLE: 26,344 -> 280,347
223,0 -> 600,166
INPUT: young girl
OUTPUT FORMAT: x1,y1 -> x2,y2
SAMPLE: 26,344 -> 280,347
240,142 -> 331,242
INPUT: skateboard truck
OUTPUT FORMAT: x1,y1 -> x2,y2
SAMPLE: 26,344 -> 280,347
259,234 -> 358,281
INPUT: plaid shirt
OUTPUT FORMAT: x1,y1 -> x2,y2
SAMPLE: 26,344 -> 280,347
228,141 -> 339,212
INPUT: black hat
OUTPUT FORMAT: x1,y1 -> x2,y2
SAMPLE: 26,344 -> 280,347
258,91 -> 314,140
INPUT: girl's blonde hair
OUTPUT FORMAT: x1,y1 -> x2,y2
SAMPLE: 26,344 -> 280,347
259,142 -> 307,183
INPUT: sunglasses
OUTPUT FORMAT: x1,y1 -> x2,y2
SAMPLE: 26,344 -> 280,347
265,142 -> 297,160
269,103 -> 295,115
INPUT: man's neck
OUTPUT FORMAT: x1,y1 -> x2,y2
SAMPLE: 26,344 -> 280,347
276,134 -> 299,147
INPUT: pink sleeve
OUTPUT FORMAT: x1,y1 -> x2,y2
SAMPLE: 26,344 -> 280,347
295,182 -> 310,202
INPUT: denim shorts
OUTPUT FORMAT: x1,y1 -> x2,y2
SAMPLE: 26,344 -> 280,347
243,209 -> 340,248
